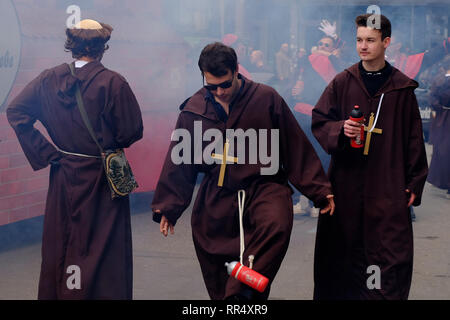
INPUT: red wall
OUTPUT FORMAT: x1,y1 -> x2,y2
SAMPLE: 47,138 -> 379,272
0,0 -> 188,226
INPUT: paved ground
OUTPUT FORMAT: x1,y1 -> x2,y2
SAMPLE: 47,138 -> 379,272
0,144 -> 449,300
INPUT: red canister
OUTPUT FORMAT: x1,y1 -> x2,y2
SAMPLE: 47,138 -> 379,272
349,105 -> 365,148
225,261 -> 269,293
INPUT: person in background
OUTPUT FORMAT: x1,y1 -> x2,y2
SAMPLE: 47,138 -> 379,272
275,43 -> 292,98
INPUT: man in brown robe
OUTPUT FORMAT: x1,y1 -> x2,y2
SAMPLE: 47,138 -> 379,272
312,14 -> 428,300
7,20 -> 143,299
152,42 -> 335,300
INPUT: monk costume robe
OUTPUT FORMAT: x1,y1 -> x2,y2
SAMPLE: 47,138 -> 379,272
311,61 -> 428,300
7,61 -> 143,299
152,74 -> 332,300
427,69 -> 450,194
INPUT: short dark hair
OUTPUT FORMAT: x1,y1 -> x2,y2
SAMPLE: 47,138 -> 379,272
64,23 -> 113,59
198,42 -> 238,76
355,14 -> 391,40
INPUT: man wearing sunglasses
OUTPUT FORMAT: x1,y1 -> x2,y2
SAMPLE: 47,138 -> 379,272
291,35 -> 345,108
316,37 -> 336,55
290,28 -> 347,216
151,42 -> 335,300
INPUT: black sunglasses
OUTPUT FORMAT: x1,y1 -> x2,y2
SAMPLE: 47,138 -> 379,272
318,41 -> 331,48
203,74 -> 234,91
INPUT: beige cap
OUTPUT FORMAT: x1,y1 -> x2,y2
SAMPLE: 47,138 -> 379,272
74,19 -> 103,30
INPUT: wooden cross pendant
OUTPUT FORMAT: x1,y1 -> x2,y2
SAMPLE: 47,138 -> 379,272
211,139 -> 238,187
363,112 -> 382,155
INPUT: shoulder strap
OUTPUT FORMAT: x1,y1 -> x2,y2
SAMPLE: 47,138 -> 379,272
68,63 -> 104,154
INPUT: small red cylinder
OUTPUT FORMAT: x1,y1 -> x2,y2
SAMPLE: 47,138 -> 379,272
349,105 -> 364,148
225,261 -> 269,293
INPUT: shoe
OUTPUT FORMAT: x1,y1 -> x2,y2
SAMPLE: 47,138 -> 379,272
310,207 -> 320,218
293,201 -> 303,214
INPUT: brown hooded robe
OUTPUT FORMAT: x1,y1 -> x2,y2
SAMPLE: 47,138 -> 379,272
152,76 -> 332,300
7,61 -> 143,299
312,62 -> 428,300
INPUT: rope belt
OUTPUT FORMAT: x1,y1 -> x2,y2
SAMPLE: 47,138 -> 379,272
55,146 -> 102,159
238,190 -> 246,265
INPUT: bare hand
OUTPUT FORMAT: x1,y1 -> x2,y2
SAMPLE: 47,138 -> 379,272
320,195 -> 335,216
160,215 -> 174,237
406,189 -> 416,207
343,119 -> 362,139
331,49 -> 341,58
154,209 -> 174,237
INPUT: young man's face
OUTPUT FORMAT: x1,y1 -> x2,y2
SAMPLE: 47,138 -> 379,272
356,26 -> 390,63
203,68 -> 240,104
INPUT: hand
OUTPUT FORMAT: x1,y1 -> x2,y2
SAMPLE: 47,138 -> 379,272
331,48 -> 341,58
318,20 -> 338,40
406,189 -> 416,207
320,195 -> 335,216
160,215 -> 174,237
343,119 -> 363,138
154,210 -> 174,237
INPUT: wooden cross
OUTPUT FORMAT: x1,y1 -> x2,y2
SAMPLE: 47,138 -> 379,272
363,112 -> 383,155
211,139 -> 238,187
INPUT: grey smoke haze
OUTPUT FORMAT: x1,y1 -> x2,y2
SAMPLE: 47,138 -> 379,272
0,0 -> 449,261
5,0 -> 448,111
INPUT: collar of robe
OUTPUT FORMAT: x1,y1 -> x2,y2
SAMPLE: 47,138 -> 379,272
67,60 -> 105,83
345,62 -> 418,98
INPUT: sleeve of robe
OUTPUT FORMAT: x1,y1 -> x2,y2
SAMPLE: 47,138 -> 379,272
311,78 -> 347,155
103,79 -> 143,148
404,89 -> 428,206
6,72 -> 61,171
151,112 -> 199,226
274,91 -> 333,208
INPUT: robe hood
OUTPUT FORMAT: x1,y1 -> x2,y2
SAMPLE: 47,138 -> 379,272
54,61 -> 106,108
345,62 -> 418,97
